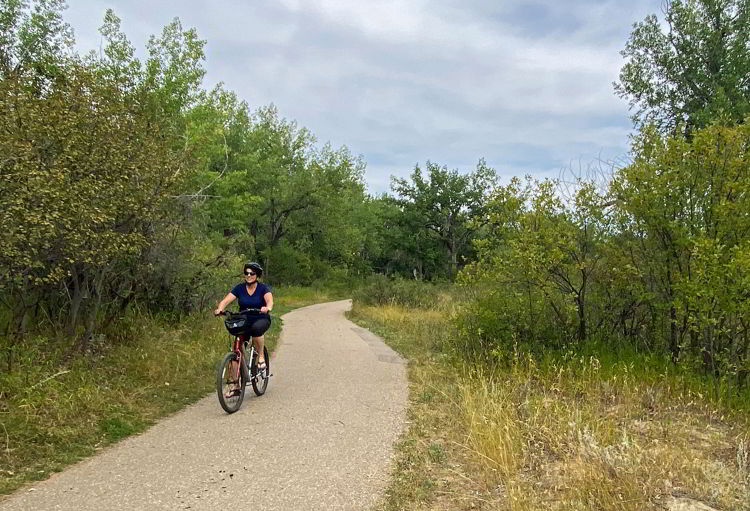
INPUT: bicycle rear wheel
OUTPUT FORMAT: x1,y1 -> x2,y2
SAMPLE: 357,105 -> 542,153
251,346 -> 270,396
217,352 -> 245,413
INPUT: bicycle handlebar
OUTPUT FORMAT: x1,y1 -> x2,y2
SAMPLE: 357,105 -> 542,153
215,308 -> 267,317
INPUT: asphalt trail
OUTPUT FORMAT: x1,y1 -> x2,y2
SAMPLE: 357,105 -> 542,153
1,300 -> 407,510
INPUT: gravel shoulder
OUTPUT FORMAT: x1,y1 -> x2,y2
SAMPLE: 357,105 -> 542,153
0,299 -> 407,510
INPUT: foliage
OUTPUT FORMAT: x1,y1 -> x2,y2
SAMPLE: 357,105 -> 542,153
0,0 -> 74,79
261,243 -> 314,285
611,122 -> 750,379
615,0 -> 750,134
458,176 -> 609,360
191,102 -> 368,281
0,2 -> 372,362
459,122 -> 750,390
0,57 -> 189,349
357,194 -> 444,278
391,160 -> 497,279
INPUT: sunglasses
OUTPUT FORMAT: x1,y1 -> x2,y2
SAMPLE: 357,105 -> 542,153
244,271 -> 257,276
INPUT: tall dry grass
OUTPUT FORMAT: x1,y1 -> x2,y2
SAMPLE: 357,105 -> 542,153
350,299 -> 750,511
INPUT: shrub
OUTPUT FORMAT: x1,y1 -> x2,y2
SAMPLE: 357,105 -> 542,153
453,285 -> 575,362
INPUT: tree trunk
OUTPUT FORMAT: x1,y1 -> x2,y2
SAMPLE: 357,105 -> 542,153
576,295 -> 587,342
666,263 -> 680,364
577,271 -> 588,342
449,234 -> 458,279
79,268 -> 106,352
67,266 -> 86,338
737,324 -> 749,388
669,303 -> 679,364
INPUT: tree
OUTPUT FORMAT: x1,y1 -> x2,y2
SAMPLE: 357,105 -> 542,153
194,104 -> 366,280
464,177 -> 608,347
391,160 -> 497,278
0,0 -> 73,78
143,17 -> 206,118
611,123 -> 750,376
359,193 -> 444,279
0,60 -> 188,348
91,9 -> 141,89
0,5 -> 212,353
289,144 -> 367,268
615,0 -> 750,134
185,84 -> 259,240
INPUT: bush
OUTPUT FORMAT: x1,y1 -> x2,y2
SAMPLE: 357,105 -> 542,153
453,285 -> 575,362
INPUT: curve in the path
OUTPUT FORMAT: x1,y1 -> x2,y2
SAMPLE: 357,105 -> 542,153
1,300 -> 407,511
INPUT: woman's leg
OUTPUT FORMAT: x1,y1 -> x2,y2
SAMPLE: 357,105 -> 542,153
252,335 -> 266,367
249,318 -> 270,368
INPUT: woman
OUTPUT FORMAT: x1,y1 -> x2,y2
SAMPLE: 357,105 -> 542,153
214,261 -> 273,370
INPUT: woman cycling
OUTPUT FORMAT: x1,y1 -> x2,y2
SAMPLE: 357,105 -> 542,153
214,261 -> 273,369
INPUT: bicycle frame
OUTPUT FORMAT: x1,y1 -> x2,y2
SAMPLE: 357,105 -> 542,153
230,334 -> 258,381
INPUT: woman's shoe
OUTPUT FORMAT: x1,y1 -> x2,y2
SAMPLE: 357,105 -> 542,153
224,387 -> 242,398
256,359 -> 267,370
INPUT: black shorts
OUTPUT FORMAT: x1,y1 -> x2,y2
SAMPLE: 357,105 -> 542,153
243,316 -> 271,337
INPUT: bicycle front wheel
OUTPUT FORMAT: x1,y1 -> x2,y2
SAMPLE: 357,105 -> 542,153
216,352 -> 245,413
251,346 -> 270,396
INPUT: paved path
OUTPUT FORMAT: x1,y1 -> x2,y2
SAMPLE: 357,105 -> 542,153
0,300 -> 407,510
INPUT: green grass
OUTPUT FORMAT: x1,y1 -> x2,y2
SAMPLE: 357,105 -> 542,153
0,285 -> 343,496
349,302 -> 750,511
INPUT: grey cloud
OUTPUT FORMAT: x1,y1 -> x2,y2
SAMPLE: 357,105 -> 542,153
64,0 -> 659,193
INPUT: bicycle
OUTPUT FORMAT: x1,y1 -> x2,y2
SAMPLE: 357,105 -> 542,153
215,309 -> 271,414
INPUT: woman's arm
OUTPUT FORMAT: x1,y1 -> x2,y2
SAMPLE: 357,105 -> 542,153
214,292 -> 237,315
261,292 -> 273,313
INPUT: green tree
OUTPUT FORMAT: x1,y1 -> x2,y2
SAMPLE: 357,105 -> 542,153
385,194 -> 445,279
391,160 -> 497,278
185,84 -> 259,242
0,61 -> 187,347
0,5 -> 212,354
0,0 -> 73,78
243,107 -> 366,278
91,9 -> 141,88
611,123 -> 750,377
615,0 -> 750,134
458,173 -> 613,362
144,16 -> 206,118
289,144 -> 367,270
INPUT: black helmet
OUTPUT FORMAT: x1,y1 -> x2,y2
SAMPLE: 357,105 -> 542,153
243,261 -> 263,276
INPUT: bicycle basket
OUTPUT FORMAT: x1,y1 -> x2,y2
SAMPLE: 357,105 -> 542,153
224,315 -> 247,335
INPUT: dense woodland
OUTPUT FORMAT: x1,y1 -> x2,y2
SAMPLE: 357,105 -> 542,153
2,0 -> 750,391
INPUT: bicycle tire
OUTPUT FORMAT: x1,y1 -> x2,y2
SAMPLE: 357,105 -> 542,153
217,352 -> 245,413
251,346 -> 270,396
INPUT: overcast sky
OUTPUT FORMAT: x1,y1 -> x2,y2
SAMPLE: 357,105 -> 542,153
64,0 -> 659,193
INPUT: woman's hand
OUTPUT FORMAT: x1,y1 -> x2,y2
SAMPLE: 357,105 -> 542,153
214,308 -> 223,316
260,306 -> 269,314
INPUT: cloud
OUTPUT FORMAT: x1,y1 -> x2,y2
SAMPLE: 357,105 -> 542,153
64,0 -> 659,193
